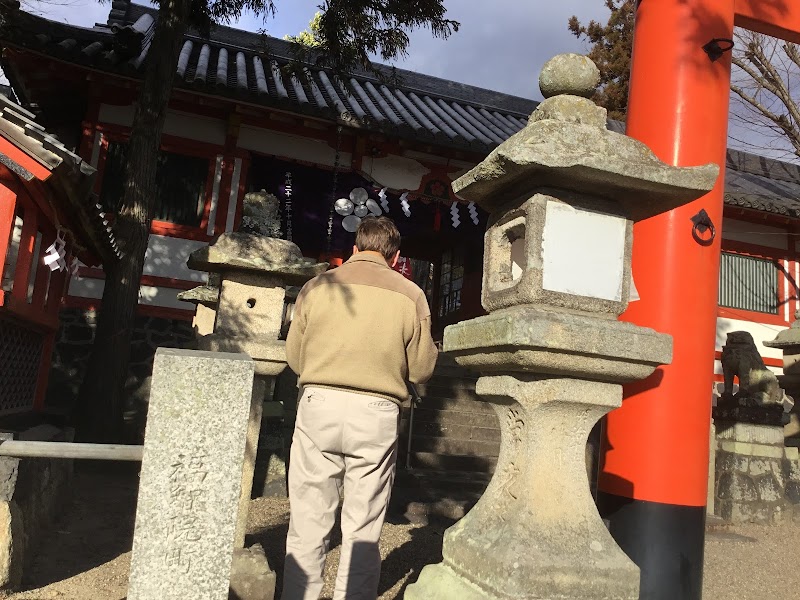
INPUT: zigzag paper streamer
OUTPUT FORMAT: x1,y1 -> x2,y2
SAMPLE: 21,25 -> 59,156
70,257 -> 81,280
468,201 -> 479,225
43,230 -> 67,272
400,192 -> 411,217
379,188 -> 389,213
450,202 -> 461,228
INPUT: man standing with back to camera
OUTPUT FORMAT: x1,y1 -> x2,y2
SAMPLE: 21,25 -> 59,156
282,216 -> 438,600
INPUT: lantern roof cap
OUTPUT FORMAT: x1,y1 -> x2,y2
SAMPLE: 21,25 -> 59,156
452,54 -> 720,220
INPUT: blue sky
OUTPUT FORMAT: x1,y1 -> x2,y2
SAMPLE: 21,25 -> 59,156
14,0 -> 796,161
21,0 -> 610,101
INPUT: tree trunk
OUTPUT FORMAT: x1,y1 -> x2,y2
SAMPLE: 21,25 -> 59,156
76,0 -> 191,442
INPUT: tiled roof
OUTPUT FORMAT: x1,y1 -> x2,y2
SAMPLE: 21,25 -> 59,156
724,150 -> 800,218
2,3 -> 535,153
5,3 -> 800,221
0,95 -> 117,261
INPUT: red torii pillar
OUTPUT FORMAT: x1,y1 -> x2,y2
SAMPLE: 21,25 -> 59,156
598,1 -> 800,599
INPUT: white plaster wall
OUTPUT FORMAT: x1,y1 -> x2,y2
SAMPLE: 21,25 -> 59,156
361,155 -> 430,191
143,235 -> 208,282
715,316 -> 786,363
98,104 -> 227,146
67,277 -> 103,299
722,217 -> 788,249
138,286 -> 195,310
67,277 -> 195,311
1,215 -> 22,292
238,125 -> 352,168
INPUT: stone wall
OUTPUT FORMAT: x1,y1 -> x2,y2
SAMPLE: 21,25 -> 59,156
713,422 -> 800,523
46,308 -> 194,440
0,426 -> 74,590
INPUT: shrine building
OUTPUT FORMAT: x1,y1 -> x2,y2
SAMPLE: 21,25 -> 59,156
2,1 -> 800,471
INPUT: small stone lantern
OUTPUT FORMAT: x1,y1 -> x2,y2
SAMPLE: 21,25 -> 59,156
405,54 -> 718,600
188,233 -> 326,376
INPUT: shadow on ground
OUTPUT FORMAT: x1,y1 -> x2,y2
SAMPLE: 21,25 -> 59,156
20,462 -> 139,591
247,505 -> 451,599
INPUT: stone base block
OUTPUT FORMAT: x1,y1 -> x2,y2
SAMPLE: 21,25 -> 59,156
714,433 -> 800,524
229,544 -> 276,600
0,425 -> 74,590
406,557 -> 638,600
405,563 -> 495,600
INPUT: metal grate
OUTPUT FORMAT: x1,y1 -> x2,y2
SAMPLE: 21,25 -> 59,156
719,252 -> 780,314
0,318 -> 44,414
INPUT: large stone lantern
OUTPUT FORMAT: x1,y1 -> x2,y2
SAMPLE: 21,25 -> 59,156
405,54 -> 718,600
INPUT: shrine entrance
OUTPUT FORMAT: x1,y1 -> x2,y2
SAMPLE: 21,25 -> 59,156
598,2 -> 800,599
400,222 -> 484,341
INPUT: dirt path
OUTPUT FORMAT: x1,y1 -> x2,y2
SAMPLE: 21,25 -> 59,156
3,466 -> 796,599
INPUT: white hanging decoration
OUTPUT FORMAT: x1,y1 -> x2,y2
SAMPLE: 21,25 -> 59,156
43,229 -> 67,272
338,187 -> 385,232
400,192 -> 411,217
379,187 -> 389,213
450,201 -> 461,228
284,172 -> 293,242
69,256 -> 81,280
468,201 -> 479,225
350,187 -> 369,205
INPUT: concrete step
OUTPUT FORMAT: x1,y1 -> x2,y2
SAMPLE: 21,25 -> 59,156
408,451 -> 498,473
410,434 -> 500,457
405,406 -> 500,429
412,390 -> 491,411
390,468 -> 491,523
411,420 -> 501,444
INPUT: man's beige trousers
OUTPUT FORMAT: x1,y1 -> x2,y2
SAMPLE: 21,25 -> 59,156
281,386 -> 399,600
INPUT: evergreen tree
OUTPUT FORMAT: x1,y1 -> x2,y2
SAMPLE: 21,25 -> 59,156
568,0 -> 634,121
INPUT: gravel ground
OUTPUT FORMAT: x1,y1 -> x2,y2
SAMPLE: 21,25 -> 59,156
3,466 -> 797,599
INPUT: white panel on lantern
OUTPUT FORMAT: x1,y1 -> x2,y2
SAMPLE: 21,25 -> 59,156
541,201 -> 626,301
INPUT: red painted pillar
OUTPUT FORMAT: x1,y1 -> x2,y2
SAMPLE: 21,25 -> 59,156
597,1 -> 734,598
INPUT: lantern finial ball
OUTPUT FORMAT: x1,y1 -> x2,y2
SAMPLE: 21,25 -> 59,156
539,54 -> 600,99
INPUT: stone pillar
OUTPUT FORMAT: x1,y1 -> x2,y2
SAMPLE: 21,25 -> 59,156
188,233 -> 326,547
404,54 -> 718,600
128,349 -> 257,600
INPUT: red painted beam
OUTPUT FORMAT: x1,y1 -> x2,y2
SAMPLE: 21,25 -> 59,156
0,136 -> 52,182
735,0 -> 800,43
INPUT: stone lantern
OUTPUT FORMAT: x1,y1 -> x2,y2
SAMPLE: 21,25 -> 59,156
405,54 -> 718,600
187,232 -> 326,547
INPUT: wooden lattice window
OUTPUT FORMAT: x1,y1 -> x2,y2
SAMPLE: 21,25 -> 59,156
438,247 -> 464,317
718,252 -> 780,315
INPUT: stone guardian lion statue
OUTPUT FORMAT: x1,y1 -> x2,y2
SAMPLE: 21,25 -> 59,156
721,330 -> 784,407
